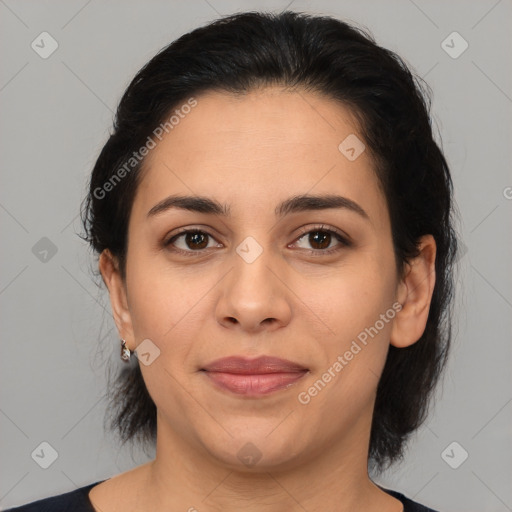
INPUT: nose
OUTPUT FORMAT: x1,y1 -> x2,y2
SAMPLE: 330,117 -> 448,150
215,242 -> 292,334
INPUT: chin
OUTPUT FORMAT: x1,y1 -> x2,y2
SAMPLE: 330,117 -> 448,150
200,425 -> 309,472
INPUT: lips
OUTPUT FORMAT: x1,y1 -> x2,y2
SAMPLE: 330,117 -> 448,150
200,356 -> 309,396
201,355 -> 308,374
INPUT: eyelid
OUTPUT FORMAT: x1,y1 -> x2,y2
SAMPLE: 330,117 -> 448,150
292,223 -> 352,245
163,224 -> 224,242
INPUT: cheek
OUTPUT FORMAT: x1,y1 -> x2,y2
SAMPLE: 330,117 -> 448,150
126,254 -> 217,356
301,286 -> 396,413
305,260 -> 397,400
314,259 -> 396,339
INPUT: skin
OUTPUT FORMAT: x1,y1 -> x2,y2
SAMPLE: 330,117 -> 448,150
92,86 -> 436,512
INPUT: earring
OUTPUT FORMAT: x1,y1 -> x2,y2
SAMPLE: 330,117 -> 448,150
120,339 -> 131,362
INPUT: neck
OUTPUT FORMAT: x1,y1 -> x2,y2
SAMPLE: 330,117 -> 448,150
142,410 -> 402,512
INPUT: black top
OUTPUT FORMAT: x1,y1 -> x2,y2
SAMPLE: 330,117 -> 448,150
4,480 -> 440,511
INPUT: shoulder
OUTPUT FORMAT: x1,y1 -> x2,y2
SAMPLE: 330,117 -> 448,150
3,481 -> 104,512
382,486 -> 441,512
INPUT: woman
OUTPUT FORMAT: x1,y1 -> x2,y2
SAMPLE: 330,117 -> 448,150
7,10 -> 458,512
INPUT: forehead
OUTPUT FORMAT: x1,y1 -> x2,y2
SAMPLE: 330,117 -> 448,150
131,87 -> 388,229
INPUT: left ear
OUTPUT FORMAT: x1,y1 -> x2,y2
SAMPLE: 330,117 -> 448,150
390,234 -> 436,348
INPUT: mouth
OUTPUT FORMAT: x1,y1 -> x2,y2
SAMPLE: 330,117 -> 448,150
200,355 -> 309,397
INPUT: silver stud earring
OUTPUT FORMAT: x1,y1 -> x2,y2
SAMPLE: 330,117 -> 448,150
120,339 -> 131,362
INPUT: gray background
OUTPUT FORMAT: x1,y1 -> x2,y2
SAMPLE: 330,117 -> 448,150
1,1 -> 511,511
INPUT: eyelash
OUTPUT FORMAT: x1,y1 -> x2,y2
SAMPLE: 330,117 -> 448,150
163,224 -> 352,258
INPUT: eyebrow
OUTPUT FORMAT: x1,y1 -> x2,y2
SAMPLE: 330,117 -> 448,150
147,193 -> 370,221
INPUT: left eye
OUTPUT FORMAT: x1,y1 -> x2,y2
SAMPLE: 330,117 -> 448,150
291,227 -> 350,254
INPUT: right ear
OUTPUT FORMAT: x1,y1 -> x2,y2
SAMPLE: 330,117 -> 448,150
98,249 -> 135,351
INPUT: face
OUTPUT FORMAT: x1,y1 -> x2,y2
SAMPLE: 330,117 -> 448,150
102,86 -> 432,473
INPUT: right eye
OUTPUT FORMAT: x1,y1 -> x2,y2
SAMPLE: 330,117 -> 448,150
164,229 -> 222,256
